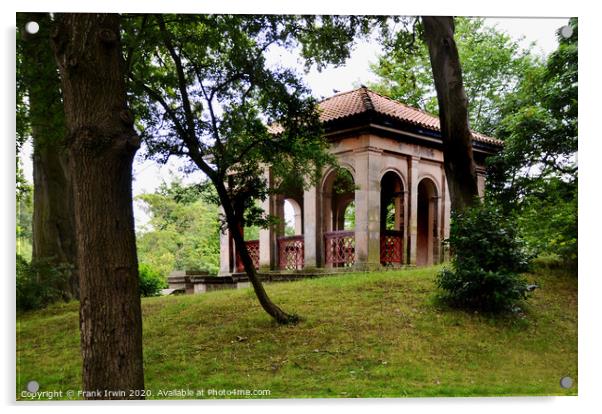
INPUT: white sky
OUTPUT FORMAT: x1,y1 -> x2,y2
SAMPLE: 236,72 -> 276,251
19,17 -> 570,230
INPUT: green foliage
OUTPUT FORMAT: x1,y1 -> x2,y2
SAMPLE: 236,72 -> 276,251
436,202 -> 532,312
487,18 -> 577,265
516,178 -> 577,267
344,201 -> 355,230
138,263 -> 167,297
16,165 -> 33,261
136,179 -> 221,276
16,13 -> 66,150
17,255 -> 70,312
123,14 -> 375,236
370,17 -> 539,136
243,225 -> 260,241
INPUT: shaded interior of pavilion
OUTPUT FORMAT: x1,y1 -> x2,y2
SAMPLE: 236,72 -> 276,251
229,167 -> 442,273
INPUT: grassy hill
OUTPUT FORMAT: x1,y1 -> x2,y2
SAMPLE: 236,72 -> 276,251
16,265 -> 577,399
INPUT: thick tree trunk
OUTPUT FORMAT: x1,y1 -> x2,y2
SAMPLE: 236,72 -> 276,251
214,181 -> 298,324
422,16 -> 479,212
17,13 -> 78,299
52,13 -> 144,398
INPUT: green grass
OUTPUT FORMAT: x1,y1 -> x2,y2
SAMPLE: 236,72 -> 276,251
16,265 -> 577,399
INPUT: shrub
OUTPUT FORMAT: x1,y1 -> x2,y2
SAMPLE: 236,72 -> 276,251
436,201 -> 532,312
138,263 -> 167,297
16,255 -> 70,312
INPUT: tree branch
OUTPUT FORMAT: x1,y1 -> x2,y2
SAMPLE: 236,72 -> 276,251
156,15 -> 197,145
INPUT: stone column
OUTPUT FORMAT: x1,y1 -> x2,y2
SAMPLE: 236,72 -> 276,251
408,156 -> 420,265
303,184 -> 321,269
402,189 -> 409,264
354,147 -> 382,270
476,167 -> 486,198
259,167 -> 276,271
439,164 -> 448,263
218,222 -> 232,275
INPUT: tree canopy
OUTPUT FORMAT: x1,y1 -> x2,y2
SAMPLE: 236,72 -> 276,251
124,14 -> 375,323
487,18 -> 577,264
370,17 -> 539,136
136,179 -> 221,277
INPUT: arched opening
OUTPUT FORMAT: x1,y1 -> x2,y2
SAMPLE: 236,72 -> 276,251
284,198 -> 303,236
380,171 -> 405,265
322,168 -> 356,267
278,196 -> 304,271
416,178 -> 438,266
343,201 -> 355,230
323,168 -> 355,232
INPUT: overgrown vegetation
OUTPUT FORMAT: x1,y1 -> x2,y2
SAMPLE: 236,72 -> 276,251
136,180 -> 221,276
370,17 -> 539,136
16,266 -> 577,398
16,164 -> 33,261
436,202 -> 532,312
487,18 -> 577,268
16,255 -> 70,312
138,263 -> 167,297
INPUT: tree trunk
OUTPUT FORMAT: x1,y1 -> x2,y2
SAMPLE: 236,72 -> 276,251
52,13 -> 144,398
422,16 -> 479,212
17,12 -> 78,299
214,180 -> 298,324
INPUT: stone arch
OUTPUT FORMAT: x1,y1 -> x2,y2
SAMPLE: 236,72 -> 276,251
417,172 -> 441,198
321,167 -> 356,233
380,170 -> 405,232
416,177 -> 439,266
379,167 -> 407,193
320,163 -> 356,191
380,170 -> 406,265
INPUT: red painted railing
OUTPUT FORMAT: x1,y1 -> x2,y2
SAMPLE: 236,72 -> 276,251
278,235 -> 304,270
380,230 -> 404,265
236,240 -> 260,272
324,230 -> 355,267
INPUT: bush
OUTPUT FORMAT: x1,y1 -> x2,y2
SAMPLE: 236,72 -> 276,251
138,263 -> 167,297
16,255 -> 70,312
436,201 -> 532,312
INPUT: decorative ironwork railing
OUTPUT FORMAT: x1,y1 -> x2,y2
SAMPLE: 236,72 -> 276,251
278,235 -> 304,270
236,240 -> 260,272
380,230 -> 404,265
324,230 -> 355,267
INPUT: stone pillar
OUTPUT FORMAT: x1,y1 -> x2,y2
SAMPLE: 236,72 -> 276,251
292,200 -> 303,235
476,167 -> 486,198
403,189 -> 410,264
408,156 -> 420,265
276,195 -> 286,237
219,223 -> 232,275
354,147 -> 382,270
303,184 -> 321,269
440,164 -> 448,263
259,167 -> 276,271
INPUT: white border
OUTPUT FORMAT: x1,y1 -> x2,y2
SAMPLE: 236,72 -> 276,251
3,1 -> 599,414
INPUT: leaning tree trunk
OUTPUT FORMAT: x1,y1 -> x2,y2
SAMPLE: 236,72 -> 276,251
214,181 -> 298,325
17,12 -> 78,299
52,13 -> 144,398
422,16 -> 479,212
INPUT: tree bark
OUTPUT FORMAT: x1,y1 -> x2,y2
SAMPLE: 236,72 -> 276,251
17,13 -> 78,299
422,16 -> 479,212
214,180 -> 298,325
52,13 -> 144,398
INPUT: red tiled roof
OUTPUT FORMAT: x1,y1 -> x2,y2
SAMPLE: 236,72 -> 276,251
318,86 -> 503,146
